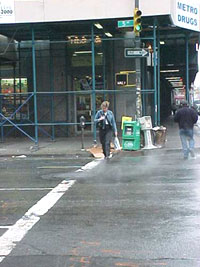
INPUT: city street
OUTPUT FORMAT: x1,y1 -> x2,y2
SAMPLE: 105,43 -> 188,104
0,150 -> 200,267
0,0 -> 199,266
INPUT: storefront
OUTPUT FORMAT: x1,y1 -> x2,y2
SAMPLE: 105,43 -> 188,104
0,0 -> 199,143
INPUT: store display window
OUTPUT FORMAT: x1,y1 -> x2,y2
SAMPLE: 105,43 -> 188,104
1,78 -> 29,120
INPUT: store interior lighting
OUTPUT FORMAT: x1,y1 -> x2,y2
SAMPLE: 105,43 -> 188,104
75,51 -> 92,54
165,77 -> 181,80
160,70 -> 179,73
94,23 -> 103,29
168,80 -> 181,82
105,32 -> 113,37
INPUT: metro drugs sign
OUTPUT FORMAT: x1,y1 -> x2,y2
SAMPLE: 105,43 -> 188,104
171,0 -> 200,32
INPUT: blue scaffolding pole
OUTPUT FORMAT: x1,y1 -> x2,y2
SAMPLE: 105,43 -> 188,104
50,44 -> 55,140
91,24 -> 96,143
186,34 -> 190,102
32,27 -> 39,145
157,27 -> 161,126
153,18 -> 158,126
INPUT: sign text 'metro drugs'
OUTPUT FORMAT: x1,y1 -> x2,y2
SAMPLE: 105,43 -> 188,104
177,2 -> 198,27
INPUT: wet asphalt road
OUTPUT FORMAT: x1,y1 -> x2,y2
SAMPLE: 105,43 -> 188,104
0,151 -> 200,267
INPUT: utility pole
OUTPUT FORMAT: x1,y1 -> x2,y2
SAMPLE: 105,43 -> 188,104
134,0 -> 142,119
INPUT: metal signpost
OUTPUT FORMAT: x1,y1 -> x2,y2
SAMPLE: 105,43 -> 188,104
119,1 -> 143,119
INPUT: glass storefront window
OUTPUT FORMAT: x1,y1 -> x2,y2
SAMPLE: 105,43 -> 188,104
1,78 -> 29,120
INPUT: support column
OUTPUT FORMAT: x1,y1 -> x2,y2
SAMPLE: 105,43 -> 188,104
103,41 -> 106,100
91,24 -> 96,143
186,34 -> 189,102
113,40 -> 116,118
142,58 -> 146,115
50,44 -> 55,140
153,18 -> 158,126
157,27 -> 160,126
18,41 -> 22,121
32,27 -> 38,144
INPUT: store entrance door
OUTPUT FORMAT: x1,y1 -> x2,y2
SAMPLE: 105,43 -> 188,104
74,76 -> 105,133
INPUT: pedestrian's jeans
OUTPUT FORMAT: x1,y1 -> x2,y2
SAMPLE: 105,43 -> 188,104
99,127 -> 112,157
179,128 -> 194,158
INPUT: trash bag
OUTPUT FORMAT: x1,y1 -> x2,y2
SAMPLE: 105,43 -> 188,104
194,116 -> 200,136
152,126 -> 167,148
114,137 -> 121,150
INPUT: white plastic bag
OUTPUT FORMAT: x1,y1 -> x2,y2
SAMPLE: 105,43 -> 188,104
194,115 -> 200,136
114,137 -> 121,150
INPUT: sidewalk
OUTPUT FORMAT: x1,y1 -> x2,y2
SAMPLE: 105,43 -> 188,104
162,116 -> 200,151
0,136 -> 95,157
0,117 -> 200,157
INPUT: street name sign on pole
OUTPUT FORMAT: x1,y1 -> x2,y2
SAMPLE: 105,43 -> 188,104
124,48 -> 149,58
118,20 -> 134,28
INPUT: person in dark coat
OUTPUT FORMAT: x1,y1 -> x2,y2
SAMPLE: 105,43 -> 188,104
174,100 -> 198,159
94,101 -> 117,159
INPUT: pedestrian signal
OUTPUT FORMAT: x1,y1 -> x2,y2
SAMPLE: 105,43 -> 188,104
116,73 -> 127,86
134,8 -> 142,35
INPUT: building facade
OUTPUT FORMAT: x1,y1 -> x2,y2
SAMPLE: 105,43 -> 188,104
0,0 -> 199,142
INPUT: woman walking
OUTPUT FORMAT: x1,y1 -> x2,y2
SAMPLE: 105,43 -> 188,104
94,101 -> 117,159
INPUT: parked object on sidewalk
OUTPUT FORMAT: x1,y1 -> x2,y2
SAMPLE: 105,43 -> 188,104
152,126 -> 167,148
122,121 -> 140,151
139,116 -> 157,150
174,100 -> 198,159
87,146 -> 114,158
121,116 -> 132,130
80,115 -> 86,150
94,101 -> 117,159
87,146 -> 104,158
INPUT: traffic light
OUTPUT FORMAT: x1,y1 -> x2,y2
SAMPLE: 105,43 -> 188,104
134,8 -> 142,35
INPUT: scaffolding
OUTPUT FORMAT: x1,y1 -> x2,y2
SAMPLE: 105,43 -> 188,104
0,18 -> 192,144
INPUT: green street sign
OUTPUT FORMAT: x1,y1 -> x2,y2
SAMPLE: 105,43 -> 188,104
118,20 -> 134,28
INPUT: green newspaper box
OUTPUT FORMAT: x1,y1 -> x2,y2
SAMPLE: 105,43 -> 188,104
122,121 -> 141,150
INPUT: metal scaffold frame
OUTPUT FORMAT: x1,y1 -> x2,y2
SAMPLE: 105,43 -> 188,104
0,21 -> 166,144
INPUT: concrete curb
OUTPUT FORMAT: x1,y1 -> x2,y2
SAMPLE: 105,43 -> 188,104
0,151 -> 92,158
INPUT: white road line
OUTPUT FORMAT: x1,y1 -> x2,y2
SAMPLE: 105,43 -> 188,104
0,180 -> 75,263
0,226 -> 11,229
0,158 -> 102,263
0,188 -> 54,191
76,159 -> 103,172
